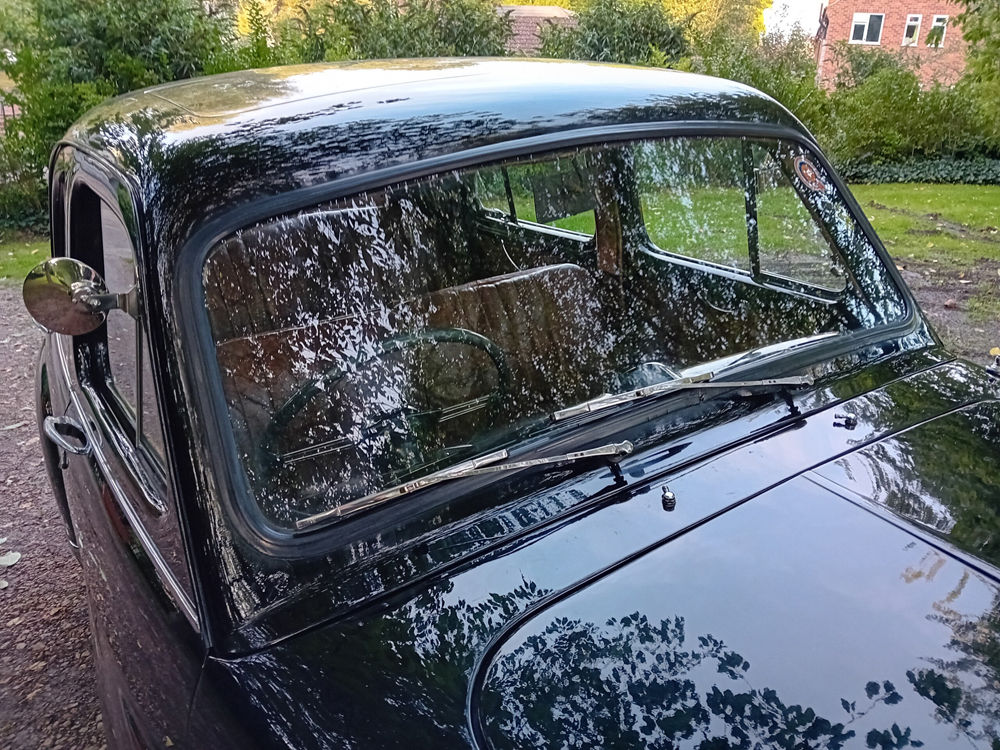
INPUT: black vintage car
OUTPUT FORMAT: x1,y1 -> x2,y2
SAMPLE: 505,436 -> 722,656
21,58 -> 1000,749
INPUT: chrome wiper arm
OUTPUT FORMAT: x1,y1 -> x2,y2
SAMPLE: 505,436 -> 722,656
551,373 -> 813,422
295,441 -> 634,530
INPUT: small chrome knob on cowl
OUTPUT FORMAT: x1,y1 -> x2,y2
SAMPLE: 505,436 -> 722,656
661,486 -> 676,511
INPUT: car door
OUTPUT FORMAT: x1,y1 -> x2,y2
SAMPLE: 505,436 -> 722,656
48,157 -> 205,749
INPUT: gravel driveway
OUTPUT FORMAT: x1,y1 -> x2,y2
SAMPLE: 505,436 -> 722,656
0,284 -> 103,750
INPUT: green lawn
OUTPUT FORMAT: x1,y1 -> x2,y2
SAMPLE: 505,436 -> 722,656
0,233 -> 49,282
850,183 -> 1000,266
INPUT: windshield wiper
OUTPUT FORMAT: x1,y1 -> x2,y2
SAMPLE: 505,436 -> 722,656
295,441 -> 634,530
551,373 -> 813,422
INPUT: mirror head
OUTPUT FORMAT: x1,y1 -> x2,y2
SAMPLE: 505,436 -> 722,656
23,257 -> 115,336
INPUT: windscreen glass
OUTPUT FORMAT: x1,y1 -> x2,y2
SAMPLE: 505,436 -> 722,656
202,136 -> 904,529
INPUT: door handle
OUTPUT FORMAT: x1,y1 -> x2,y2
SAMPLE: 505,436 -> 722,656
43,415 -> 91,456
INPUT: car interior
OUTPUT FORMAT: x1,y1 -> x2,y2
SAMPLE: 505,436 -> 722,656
201,137 -> 900,527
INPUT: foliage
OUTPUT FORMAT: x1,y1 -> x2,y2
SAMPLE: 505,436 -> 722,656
667,0 -> 773,40
840,155 -> 1000,185
0,0 -> 229,223
211,0 -> 514,69
539,0 -> 689,67
693,29 -> 830,141
954,1 -> 1000,143
828,42 -> 909,89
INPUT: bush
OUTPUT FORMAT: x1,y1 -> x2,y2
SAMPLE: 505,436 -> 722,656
539,0 -> 688,67
0,0 -> 229,224
826,66 -> 992,167
838,155 -> 1000,185
326,0 -> 513,60
211,0 -> 514,69
692,29 -> 830,141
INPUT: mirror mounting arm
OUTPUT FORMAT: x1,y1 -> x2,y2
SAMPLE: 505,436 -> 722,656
72,283 -> 139,320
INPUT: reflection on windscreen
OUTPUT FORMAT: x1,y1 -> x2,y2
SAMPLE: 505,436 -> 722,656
202,136 -> 905,528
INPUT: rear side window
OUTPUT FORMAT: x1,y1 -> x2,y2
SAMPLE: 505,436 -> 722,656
635,137 -> 848,293
201,136 -> 904,531
477,156 -> 598,236
636,138 -> 750,271
754,143 -> 848,292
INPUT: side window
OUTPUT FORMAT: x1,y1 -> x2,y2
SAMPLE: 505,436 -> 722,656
101,202 -> 167,463
635,138 -> 750,271
753,144 -> 847,292
475,156 -> 598,236
103,202 -> 139,410
70,181 -> 192,599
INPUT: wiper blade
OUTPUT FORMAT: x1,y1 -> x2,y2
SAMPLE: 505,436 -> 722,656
295,441 -> 634,530
551,373 -> 813,422
709,332 -> 839,378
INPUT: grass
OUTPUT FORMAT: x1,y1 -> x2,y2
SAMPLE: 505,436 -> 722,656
0,232 -> 49,282
3,183 -> 998,283
850,184 -> 1000,266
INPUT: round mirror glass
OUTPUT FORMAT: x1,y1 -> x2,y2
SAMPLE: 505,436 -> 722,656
23,257 -> 109,336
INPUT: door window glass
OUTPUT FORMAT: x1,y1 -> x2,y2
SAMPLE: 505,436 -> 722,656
477,156 -> 598,236
103,201 -> 139,411
635,138 -> 750,271
99,202 -> 167,459
754,144 -> 847,292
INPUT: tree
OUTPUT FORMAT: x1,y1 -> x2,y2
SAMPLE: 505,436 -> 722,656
0,0 -> 229,226
954,1 -> 1000,140
666,0 -> 774,41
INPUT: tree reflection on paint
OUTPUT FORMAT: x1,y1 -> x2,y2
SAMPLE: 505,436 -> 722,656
480,612 -> 926,750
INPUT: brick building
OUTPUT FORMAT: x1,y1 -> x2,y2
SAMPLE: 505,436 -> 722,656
816,0 -> 967,85
501,5 -> 576,55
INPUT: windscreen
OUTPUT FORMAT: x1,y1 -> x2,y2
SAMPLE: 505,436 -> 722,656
202,136 -> 905,529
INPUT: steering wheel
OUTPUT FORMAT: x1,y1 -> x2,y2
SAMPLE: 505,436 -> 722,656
257,328 -> 511,482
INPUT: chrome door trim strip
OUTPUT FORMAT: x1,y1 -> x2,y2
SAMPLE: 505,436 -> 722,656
54,334 -> 200,632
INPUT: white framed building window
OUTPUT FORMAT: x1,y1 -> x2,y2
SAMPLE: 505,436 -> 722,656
927,15 -> 948,47
902,14 -> 921,46
851,13 -> 884,45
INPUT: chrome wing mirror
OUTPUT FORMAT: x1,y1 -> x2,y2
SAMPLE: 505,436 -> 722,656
22,257 -> 138,336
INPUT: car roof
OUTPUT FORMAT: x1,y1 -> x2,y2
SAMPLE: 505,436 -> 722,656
63,58 -> 809,267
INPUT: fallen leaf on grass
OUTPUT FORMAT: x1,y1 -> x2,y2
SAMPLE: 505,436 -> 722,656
944,299 -> 959,309
0,551 -> 21,567
991,347 -> 1000,356
959,280 -> 973,284
0,581 -> 7,590
0,422 -> 27,431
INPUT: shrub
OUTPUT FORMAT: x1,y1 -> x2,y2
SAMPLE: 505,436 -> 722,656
838,155 -> 1000,185
327,0 -> 513,59
0,0 -> 229,224
828,41 -> 908,89
692,29 -> 830,141
826,66 -> 991,167
539,0 -> 689,67
214,0 -> 514,68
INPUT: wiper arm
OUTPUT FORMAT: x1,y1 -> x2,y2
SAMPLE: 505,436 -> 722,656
295,441 -> 634,530
551,373 -> 813,422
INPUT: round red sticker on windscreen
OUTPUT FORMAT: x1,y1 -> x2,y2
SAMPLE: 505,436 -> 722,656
794,156 -> 826,192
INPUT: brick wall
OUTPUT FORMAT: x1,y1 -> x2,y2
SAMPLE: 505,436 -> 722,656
500,5 -> 576,55
817,0 -> 967,86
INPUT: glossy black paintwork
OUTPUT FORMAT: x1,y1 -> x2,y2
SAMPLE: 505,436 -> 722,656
37,59 -> 1000,749
187,355 -> 1000,749
66,60 -> 804,265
